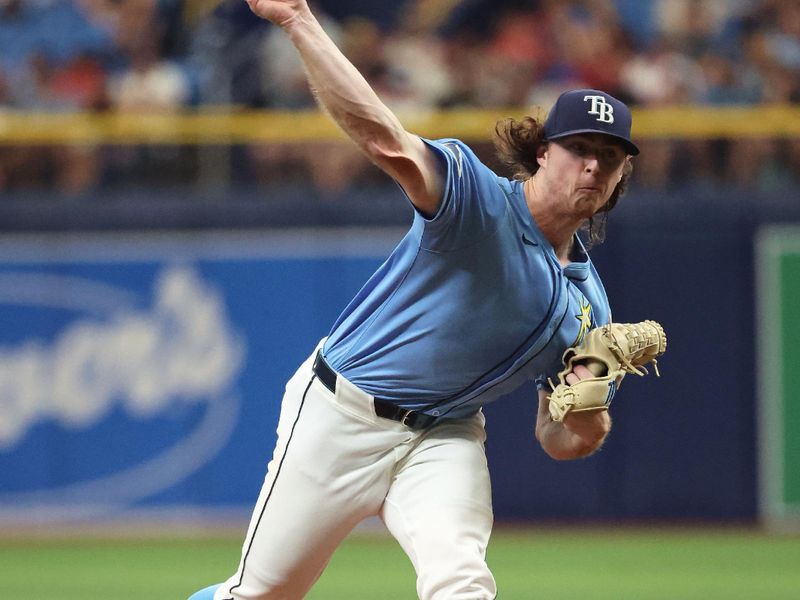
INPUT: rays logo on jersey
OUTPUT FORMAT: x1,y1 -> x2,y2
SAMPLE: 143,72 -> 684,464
571,295 -> 595,347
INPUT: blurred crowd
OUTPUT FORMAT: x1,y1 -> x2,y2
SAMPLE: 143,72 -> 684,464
0,0 -> 798,194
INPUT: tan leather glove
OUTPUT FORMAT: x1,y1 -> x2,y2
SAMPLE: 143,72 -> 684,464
548,320 -> 667,422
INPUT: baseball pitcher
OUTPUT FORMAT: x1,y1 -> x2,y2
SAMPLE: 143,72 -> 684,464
188,1 -> 666,599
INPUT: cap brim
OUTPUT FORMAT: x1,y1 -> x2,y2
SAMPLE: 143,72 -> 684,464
547,128 -> 640,156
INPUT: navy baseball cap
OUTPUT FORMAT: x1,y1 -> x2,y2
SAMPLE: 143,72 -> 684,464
543,89 -> 640,155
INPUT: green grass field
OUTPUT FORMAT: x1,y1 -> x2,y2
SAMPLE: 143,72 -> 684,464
1,527 -> 798,599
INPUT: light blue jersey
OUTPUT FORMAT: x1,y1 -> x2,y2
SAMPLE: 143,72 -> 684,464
322,138 -> 610,419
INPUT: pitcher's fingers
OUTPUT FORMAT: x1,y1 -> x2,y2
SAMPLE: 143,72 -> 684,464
565,364 -> 595,385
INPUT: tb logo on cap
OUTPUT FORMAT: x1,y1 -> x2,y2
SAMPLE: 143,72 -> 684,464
584,95 -> 614,124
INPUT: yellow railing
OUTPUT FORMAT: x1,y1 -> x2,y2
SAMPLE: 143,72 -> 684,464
0,106 -> 798,145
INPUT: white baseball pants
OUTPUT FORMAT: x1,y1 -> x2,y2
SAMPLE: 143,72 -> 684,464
215,343 -> 496,600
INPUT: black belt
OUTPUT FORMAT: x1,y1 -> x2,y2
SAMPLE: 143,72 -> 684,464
312,351 -> 437,430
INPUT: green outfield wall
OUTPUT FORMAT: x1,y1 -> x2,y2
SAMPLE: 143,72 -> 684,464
758,226 -> 800,529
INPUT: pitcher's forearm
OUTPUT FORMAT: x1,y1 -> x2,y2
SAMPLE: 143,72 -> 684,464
280,11 -> 443,214
284,14 -> 409,156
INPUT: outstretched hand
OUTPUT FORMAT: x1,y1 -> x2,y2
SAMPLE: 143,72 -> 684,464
246,0 -> 312,28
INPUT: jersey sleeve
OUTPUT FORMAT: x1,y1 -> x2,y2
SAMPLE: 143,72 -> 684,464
412,138 -> 508,251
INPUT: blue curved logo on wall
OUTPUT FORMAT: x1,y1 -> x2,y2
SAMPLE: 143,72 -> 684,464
0,229 -> 398,521
0,266 -> 245,514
